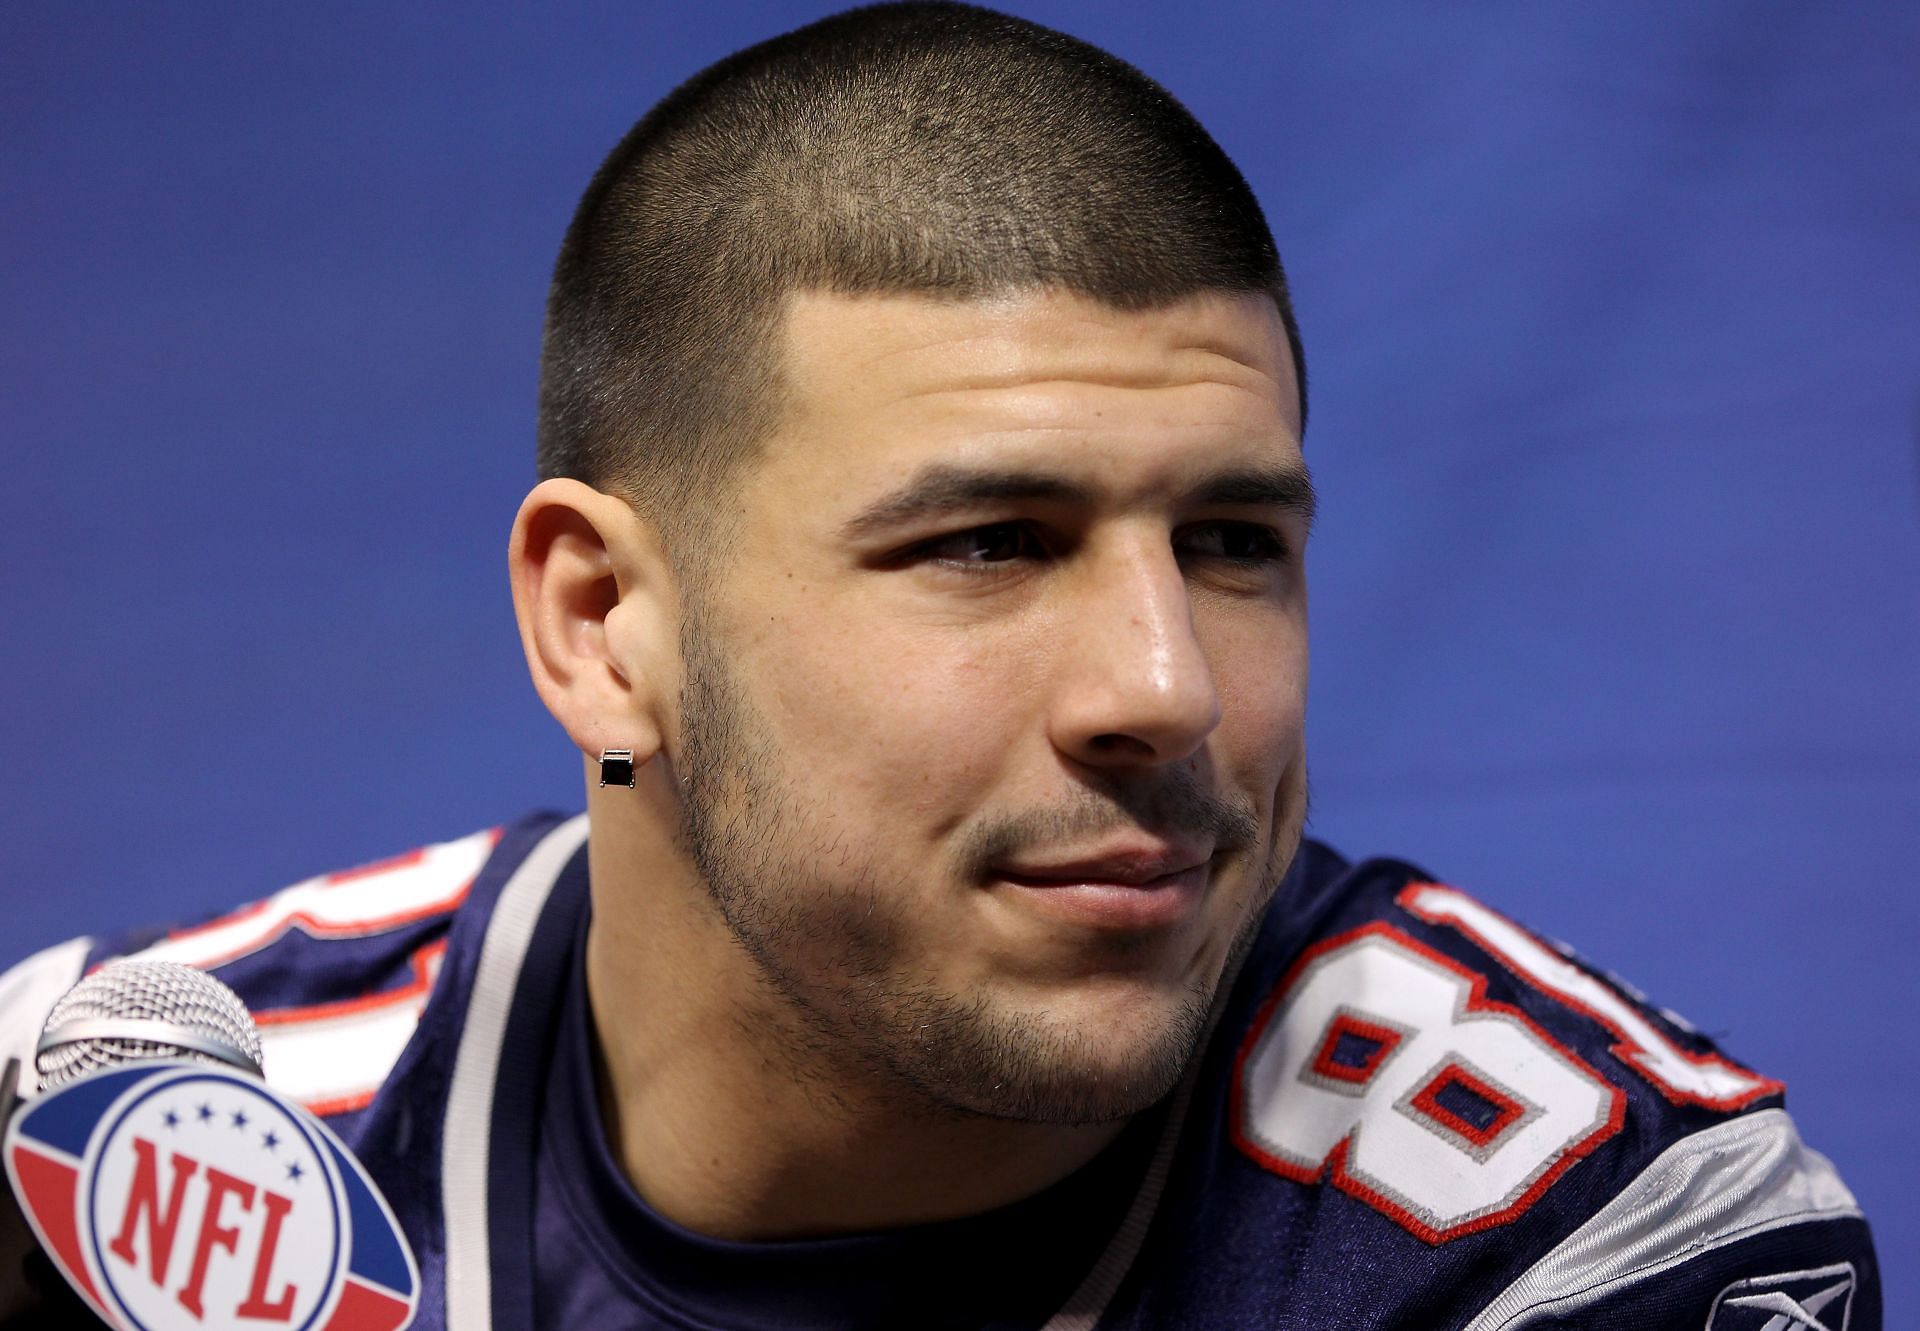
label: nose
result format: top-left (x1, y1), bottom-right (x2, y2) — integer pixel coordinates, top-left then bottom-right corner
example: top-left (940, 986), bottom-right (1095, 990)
top-left (1048, 537), bottom-right (1222, 769)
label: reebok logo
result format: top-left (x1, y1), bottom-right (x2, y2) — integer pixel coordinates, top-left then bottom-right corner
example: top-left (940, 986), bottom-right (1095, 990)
top-left (1708, 1264), bottom-right (1856, 1331)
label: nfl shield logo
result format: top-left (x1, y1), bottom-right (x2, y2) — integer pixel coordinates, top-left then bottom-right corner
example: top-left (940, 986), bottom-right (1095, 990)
top-left (5, 1061), bottom-right (417, 1331)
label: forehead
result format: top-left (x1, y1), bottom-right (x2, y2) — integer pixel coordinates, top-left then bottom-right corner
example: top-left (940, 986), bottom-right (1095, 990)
top-left (757, 287), bottom-right (1302, 507)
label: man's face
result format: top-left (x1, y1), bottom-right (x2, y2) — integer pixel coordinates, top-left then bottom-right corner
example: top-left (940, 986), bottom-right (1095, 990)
top-left (674, 287), bottom-right (1310, 1125)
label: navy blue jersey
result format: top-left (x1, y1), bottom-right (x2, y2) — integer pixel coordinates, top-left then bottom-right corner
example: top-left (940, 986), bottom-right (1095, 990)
top-left (0, 813), bottom-right (1879, 1328)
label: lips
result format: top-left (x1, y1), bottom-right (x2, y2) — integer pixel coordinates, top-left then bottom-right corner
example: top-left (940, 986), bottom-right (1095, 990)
top-left (995, 845), bottom-right (1212, 887)
top-left (989, 845), bottom-right (1213, 930)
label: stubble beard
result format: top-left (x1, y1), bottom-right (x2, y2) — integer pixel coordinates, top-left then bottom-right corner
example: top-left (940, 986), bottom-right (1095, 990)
top-left (675, 623), bottom-right (1300, 1127)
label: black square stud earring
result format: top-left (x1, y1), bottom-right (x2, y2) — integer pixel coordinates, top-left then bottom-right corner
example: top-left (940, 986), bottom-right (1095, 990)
top-left (599, 749), bottom-right (637, 788)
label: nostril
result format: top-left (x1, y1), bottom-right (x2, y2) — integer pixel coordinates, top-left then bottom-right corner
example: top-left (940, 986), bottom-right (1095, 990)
top-left (1089, 732), bottom-right (1159, 759)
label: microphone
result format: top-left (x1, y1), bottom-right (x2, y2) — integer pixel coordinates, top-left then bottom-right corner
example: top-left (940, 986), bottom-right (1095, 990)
top-left (3, 961), bottom-right (419, 1331)
top-left (4, 961), bottom-right (268, 1328)
top-left (35, 960), bottom-right (266, 1094)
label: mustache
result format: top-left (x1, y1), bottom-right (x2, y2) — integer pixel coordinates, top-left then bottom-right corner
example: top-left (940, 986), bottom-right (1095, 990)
top-left (954, 768), bottom-right (1261, 881)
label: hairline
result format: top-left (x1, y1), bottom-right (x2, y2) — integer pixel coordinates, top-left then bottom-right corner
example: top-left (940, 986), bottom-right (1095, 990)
top-left (647, 278), bottom-right (1303, 603)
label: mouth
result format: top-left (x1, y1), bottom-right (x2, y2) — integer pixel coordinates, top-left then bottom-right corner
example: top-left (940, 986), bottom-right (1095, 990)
top-left (989, 846), bottom-right (1213, 931)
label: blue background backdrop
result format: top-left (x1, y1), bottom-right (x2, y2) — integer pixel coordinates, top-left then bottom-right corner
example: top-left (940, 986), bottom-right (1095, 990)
top-left (4, 1), bottom-right (1915, 1304)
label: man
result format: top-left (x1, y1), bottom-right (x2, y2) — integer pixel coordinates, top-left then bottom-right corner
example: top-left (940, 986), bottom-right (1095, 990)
top-left (0, 4), bottom-right (1880, 1327)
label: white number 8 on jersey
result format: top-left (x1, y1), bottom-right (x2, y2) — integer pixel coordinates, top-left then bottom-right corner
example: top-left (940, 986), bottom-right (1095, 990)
top-left (1232, 923), bottom-right (1624, 1243)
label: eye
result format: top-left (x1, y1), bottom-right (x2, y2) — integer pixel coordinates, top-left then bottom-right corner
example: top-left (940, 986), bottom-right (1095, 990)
top-left (915, 521), bottom-right (1046, 571)
top-left (1178, 521), bottom-right (1291, 565)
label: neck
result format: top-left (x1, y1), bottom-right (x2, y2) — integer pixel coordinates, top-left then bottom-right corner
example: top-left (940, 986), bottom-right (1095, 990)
top-left (582, 789), bottom-right (1128, 1242)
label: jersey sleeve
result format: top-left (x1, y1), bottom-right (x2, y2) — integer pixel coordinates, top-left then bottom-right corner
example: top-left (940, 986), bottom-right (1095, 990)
top-left (0, 939), bottom-right (91, 1099)
top-left (1460, 1109), bottom-right (1878, 1328)
top-left (0, 825), bottom-right (505, 1124)
top-left (1203, 852), bottom-right (1883, 1331)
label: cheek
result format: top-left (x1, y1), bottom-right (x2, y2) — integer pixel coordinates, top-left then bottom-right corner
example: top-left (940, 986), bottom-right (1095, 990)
top-left (1210, 618), bottom-right (1308, 778)
top-left (752, 612), bottom-right (1035, 831)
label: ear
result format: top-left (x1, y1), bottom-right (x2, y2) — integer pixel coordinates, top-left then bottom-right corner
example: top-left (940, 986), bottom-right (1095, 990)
top-left (508, 478), bottom-right (678, 768)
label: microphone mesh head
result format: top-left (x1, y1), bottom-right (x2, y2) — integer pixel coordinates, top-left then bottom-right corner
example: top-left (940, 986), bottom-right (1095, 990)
top-left (35, 959), bottom-right (264, 1093)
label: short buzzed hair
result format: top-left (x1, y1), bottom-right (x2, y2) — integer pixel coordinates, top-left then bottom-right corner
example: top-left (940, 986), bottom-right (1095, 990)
top-left (537, 1), bottom-right (1305, 550)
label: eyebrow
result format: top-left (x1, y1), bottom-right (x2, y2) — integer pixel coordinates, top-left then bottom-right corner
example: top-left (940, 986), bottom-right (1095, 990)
top-left (838, 459), bottom-right (1317, 540)
top-left (1193, 463), bottom-right (1318, 531)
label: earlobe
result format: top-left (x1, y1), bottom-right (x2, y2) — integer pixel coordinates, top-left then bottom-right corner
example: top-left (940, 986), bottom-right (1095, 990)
top-left (508, 478), bottom-right (677, 768)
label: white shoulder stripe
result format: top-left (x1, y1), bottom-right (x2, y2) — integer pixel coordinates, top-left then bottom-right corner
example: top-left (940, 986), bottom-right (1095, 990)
top-left (128, 827), bottom-right (499, 972)
top-left (1460, 1108), bottom-right (1862, 1330)
top-left (255, 941), bottom-right (449, 1117)
top-left (0, 937), bottom-right (91, 1096)
top-left (441, 813), bottom-right (589, 1331)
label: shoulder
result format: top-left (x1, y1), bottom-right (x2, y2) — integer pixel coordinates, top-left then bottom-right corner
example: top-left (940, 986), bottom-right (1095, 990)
top-left (0, 938), bottom-right (93, 1102)
top-left (1233, 851), bottom-right (1786, 1176)
top-left (0, 814), bottom-right (565, 1121)
top-left (1121, 842), bottom-right (1880, 1329)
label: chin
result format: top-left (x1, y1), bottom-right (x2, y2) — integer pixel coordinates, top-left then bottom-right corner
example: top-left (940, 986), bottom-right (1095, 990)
top-left (902, 980), bottom-right (1216, 1127)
